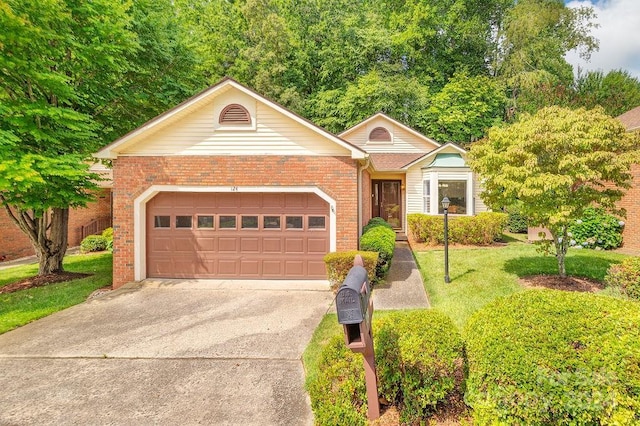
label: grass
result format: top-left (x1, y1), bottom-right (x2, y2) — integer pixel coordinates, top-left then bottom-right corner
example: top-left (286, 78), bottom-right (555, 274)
top-left (416, 240), bottom-right (629, 329)
top-left (0, 252), bottom-right (112, 334)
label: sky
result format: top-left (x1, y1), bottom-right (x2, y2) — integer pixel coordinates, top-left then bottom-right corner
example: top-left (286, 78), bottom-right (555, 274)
top-left (565, 0), bottom-right (640, 79)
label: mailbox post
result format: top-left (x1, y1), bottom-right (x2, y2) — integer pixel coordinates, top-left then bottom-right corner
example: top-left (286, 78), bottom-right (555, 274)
top-left (335, 256), bottom-right (380, 420)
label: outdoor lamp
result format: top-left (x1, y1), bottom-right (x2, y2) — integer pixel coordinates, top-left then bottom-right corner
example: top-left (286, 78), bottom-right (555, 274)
top-left (442, 197), bottom-right (451, 283)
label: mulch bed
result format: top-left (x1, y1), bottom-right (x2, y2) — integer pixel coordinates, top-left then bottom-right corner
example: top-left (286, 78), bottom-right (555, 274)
top-left (519, 274), bottom-right (604, 292)
top-left (0, 272), bottom-right (91, 294)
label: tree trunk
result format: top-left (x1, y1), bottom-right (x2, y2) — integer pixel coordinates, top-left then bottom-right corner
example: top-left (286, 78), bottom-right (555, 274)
top-left (553, 225), bottom-right (568, 278)
top-left (3, 203), bottom-right (69, 276)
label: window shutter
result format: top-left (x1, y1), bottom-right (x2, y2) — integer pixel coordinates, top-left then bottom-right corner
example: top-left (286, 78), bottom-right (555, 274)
top-left (369, 127), bottom-right (391, 142)
top-left (219, 104), bottom-right (251, 124)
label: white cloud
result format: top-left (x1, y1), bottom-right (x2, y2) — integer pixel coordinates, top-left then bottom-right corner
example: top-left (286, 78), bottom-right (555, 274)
top-left (565, 0), bottom-right (640, 79)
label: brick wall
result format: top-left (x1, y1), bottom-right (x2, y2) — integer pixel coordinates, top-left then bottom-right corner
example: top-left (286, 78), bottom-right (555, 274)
top-left (111, 155), bottom-right (360, 288)
top-left (619, 164), bottom-right (640, 250)
top-left (0, 188), bottom-right (112, 261)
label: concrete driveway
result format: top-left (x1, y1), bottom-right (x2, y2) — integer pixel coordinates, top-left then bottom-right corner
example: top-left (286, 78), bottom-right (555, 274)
top-left (0, 279), bottom-right (334, 425)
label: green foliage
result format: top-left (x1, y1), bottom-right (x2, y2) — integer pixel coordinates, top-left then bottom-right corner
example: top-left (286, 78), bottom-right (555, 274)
top-left (101, 227), bottom-right (114, 240)
top-left (469, 106), bottom-right (637, 276)
top-left (465, 290), bottom-right (640, 425)
top-left (505, 204), bottom-right (528, 233)
top-left (374, 310), bottom-right (464, 424)
top-left (80, 235), bottom-right (108, 253)
top-left (359, 224), bottom-right (396, 278)
top-left (568, 208), bottom-right (624, 250)
top-left (605, 257), bottom-right (640, 300)
top-left (407, 212), bottom-right (507, 245)
top-left (306, 335), bottom-right (367, 426)
top-left (323, 251), bottom-right (379, 291)
top-left (362, 217), bottom-right (393, 234)
top-left (572, 69), bottom-right (640, 117)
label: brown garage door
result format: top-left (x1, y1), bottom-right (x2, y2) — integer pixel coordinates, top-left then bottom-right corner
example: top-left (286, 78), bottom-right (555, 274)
top-left (146, 192), bottom-right (329, 279)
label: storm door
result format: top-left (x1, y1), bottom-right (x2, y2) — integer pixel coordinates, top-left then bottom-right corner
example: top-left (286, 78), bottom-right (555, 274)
top-left (372, 180), bottom-right (402, 228)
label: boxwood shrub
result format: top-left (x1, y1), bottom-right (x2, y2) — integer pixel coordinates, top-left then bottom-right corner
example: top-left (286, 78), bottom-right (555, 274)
top-left (359, 225), bottom-right (396, 278)
top-left (307, 334), bottom-right (367, 426)
top-left (375, 310), bottom-right (465, 424)
top-left (407, 212), bottom-right (507, 245)
top-left (80, 235), bottom-right (108, 253)
top-left (465, 290), bottom-right (640, 425)
top-left (605, 256), bottom-right (640, 300)
top-left (362, 217), bottom-right (393, 234)
top-left (323, 251), bottom-right (379, 291)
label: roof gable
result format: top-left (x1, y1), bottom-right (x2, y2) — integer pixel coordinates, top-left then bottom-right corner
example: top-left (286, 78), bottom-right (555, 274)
top-left (617, 105), bottom-right (640, 132)
top-left (339, 113), bottom-right (440, 154)
top-left (95, 78), bottom-right (366, 159)
top-left (403, 142), bottom-right (469, 170)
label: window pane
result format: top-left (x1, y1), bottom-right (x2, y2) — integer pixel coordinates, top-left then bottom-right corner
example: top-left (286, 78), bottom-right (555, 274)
top-left (286, 216), bottom-right (303, 229)
top-left (197, 215), bottom-right (214, 229)
top-left (423, 180), bottom-right (430, 213)
top-left (154, 216), bottom-right (170, 228)
top-left (219, 215), bottom-right (236, 229)
top-left (241, 216), bottom-right (258, 229)
top-left (176, 215), bottom-right (192, 228)
top-left (308, 216), bottom-right (325, 229)
top-left (438, 180), bottom-right (467, 214)
top-left (264, 216), bottom-right (281, 229)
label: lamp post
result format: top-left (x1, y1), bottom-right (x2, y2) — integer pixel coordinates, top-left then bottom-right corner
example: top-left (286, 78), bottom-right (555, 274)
top-left (442, 197), bottom-right (451, 283)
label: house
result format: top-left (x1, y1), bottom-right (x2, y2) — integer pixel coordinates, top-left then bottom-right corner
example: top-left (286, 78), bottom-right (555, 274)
top-left (616, 106), bottom-right (640, 251)
top-left (94, 78), bottom-right (486, 288)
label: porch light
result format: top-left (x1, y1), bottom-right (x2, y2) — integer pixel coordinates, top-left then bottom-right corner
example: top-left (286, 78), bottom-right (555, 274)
top-left (442, 197), bottom-right (451, 283)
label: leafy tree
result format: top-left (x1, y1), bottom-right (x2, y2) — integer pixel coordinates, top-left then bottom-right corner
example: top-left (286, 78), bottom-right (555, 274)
top-left (468, 106), bottom-right (638, 277)
top-left (421, 72), bottom-right (506, 144)
top-left (572, 69), bottom-right (640, 117)
top-left (0, 0), bottom-right (136, 275)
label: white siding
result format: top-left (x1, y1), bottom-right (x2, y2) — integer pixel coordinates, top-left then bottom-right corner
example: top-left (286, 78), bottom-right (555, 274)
top-left (120, 90), bottom-right (351, 157)
top-left (474, 173), bottom-right (489, 213)
top-left (405, 167), bottom-right (425, 214)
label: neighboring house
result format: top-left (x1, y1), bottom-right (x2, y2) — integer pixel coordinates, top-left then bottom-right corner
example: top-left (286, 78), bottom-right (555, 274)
top-left (0, 164), bottom-right (112, 262)
top-left (616, 106), bottom-right (640, 251)
top-left (94, 78), bottom-right (486, 288)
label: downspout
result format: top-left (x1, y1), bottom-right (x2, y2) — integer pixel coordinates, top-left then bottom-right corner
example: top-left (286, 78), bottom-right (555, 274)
top-left (357, 156), bottom-right (371, 249)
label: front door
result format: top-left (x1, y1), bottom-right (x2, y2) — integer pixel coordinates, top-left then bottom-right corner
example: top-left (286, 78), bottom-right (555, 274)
top-left (372, 180), bottom-right (402, 229)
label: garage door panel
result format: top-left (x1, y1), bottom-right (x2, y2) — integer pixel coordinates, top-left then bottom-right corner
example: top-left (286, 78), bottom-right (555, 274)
top-left (285, 238), bottom-right (304, 253)
top-left (218, 238), bottom-right (238, 253)
top-left (147, 192), bottom-right (330, 279)
top-left (307, 238), bottom-right (328, 253)
top-left (262, 238), bottom-right (282, 253)
top-left (240, 238), bottom-right (260, 252)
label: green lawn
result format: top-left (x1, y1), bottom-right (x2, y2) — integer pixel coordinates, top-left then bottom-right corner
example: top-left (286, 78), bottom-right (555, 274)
top-left (416, 240), bottom-right (629, 328)
top-left (0, 252), bottom-right (112, 334)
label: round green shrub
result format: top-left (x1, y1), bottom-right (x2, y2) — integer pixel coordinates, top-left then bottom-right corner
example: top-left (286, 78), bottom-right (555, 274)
top-left (505, 205), bottom-right (528, 233)
top-left (307, 335), bottom-right (367, 426)
top-left (323, 250), bottom-right (379, 291)
top-left (465, 290), bottom-right (640, 425)
top-left (360, 225), bottom-right (396, 277)
top-left (362, 217), bottom-right (393, 234)
top-left (568, 208), bottom-right (624, 250)
top-left (101, 227), bottom-right (113, 241)
top-left (375, 310), bottom-right (465, 424)
top-left (605, 257), bottom-right (640, 300)
top-left (80, 235), bottom-right (108, 253)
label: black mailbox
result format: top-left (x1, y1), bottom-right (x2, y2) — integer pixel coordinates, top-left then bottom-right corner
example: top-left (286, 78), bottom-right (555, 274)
top-left (336, 265), bottom-right (370, 325)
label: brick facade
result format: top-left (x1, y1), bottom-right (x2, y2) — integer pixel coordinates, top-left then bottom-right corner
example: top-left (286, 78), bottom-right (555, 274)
top-left (111, 155), bottom-right (360, 288)
top-left (0, 188), bottom-right (111, 261)
top-left (619, 164), bottom-right (640, 250)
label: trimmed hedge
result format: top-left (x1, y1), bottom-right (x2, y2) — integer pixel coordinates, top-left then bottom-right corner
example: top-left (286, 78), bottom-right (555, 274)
top-left (375, 310), bottom-right (465, 424)
top-left (408, 212), bottom-right (507, 245)
top-left (80, 235), bottom-right (108, 253)
top-left (605, 256), bottom-right (640, 300)
top-left (362, 217), bottom-right (393, 234)
top-left (465, 290), bottom-right (640, 425)
top-left (360, 226), bottom-right (395, 279)
top-left (307, 335), bottom-right (367, 426)
top-left (323, 251), bottom-right (379, 291)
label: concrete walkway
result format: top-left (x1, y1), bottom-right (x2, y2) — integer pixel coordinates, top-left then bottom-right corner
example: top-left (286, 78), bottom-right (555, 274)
top-left (372, 241), bottom-right (430, 310)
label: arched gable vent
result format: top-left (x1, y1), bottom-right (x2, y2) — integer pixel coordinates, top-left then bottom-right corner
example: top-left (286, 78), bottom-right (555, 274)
top-left (369, 126), bottom-right (391, 142)
top-left (219, 103), bottom-right (251, 124)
